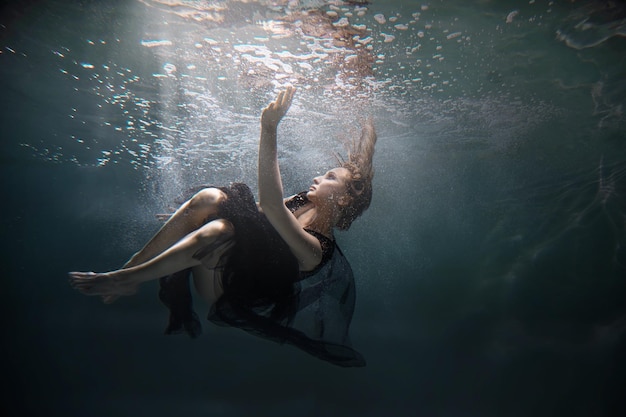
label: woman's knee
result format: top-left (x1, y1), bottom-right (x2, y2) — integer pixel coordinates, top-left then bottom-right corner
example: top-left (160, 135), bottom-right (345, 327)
top-left (191, 220), bottom-right (234, 268)
top-left (188, 187), bottom-right (227, 212)
top-left (194, 219), bottom-right (234, 243)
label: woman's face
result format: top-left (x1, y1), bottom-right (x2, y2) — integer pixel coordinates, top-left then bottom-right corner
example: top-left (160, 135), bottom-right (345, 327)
top-left (307, 167), bottom-right (351, 206)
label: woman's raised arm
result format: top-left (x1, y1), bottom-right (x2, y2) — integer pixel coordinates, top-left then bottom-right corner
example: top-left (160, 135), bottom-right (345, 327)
top-left (257, 87), bottom-right (322, 271)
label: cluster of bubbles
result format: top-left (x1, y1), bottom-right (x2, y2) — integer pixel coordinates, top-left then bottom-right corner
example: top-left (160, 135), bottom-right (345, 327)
top-left (9, 0), bottom-right (625, 176)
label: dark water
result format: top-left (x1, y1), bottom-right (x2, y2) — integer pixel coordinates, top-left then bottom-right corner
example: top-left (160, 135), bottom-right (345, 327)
top-left (2, 0), bottom-right (626, 416)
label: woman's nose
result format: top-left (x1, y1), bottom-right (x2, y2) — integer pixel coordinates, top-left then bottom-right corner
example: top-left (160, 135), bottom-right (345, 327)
top-left (313, 176), bottom-right (320, 184)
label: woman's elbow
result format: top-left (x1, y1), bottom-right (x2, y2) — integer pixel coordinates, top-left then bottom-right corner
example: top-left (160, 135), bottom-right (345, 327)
top-left (258, 198), bottom-right (283, 213)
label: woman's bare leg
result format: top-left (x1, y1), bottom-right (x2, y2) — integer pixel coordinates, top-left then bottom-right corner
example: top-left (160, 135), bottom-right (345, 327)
top-left (70, 219), bottom-right (234, 298)
top-left (124, 188), bottom-right (227, 268)
top-left (191, 265), bottom-right (225, 306)
top-left (100, 187), bottom-right (227, 303)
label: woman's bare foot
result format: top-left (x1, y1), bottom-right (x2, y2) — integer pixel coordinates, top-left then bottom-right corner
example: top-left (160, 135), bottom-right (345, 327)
top-left (69, 271), bottom-right (138, 299)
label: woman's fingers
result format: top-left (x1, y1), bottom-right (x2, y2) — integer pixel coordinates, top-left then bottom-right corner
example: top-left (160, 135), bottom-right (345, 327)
top-left (281, 86), bottom-right (295, 108)
top-left (261, 87), bottom-right (296, 128)
top-left (278, 87), bottom-right (294, 115)
top-left (276, 90), bottom-right (285, 106)
top-left (274, 86), bottom-right (294, 108)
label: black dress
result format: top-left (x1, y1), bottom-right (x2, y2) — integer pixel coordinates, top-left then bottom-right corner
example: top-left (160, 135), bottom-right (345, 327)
top-left (158, 183), bottom-right (365, 367)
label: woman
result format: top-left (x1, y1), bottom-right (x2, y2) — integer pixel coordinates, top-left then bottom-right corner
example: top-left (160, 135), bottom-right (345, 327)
top-left (70, 87), bottom-right (376, 367)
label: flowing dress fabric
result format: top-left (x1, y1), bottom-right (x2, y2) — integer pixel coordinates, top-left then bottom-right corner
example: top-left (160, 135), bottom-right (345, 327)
top-left (159, 184), bottom-right (366, 367)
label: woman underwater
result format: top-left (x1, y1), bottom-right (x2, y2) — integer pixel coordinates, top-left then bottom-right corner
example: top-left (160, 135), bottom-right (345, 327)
top-left (69, 87), bottom-right (377, 367)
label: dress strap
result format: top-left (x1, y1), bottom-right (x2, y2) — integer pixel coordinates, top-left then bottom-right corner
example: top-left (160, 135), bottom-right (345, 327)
top-left (285, 191), bottom-right (310, 213)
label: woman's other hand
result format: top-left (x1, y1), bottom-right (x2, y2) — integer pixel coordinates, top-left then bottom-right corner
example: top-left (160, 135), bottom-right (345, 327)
top-left (261, 86), bottom-right (296, 130)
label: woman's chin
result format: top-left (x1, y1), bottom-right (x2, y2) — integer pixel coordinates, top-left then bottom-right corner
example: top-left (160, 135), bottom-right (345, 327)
top-left (306, 191), bottom-right (318, 203)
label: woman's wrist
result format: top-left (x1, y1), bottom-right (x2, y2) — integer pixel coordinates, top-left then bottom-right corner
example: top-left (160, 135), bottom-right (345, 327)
top-left (261, 122), bottom-right (278, 133)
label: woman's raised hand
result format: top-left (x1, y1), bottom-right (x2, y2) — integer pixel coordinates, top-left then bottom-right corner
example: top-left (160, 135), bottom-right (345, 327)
top-left (261, 86), bottom-right (296, 130)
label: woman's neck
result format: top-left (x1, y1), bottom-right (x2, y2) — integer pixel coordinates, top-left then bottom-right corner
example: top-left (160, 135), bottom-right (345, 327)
top-left (296, 205), bottom-right (335, 239)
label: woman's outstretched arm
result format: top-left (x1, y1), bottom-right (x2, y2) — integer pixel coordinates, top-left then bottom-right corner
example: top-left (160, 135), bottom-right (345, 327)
top-left (257, 87), bottom-right (322, 271)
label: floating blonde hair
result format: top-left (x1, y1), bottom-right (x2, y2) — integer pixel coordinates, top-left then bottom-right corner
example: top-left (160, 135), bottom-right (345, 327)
top-left (336, 119), bottom-right (377, 230)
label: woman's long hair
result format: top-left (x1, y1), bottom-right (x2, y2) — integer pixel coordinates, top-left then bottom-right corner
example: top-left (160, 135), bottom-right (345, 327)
top-left (336, 119), bottom-right (377, 230)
